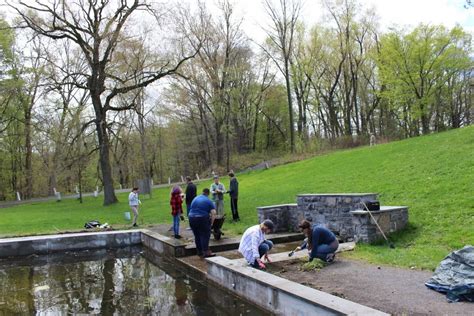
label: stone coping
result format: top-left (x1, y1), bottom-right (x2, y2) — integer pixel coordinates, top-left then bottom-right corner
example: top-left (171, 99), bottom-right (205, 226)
top-left (256, 203), bottom-right (297, 209)
top-left (297, 193), bottom-right (377, 197)
top-left (206, 256), bottom-right (388, 316)
top-left (0, 229), bottom-right (140, 244)
top-left (350, 206), bottom-right (408, 215)
top-left (0, 230), bottom-right (142, 258)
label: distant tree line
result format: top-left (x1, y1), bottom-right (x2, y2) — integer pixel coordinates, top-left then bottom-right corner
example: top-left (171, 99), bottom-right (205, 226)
top-left (0, 0), bottom-right (471, 203)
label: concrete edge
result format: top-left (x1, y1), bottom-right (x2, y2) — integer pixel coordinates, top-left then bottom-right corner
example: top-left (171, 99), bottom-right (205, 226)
top-left (0, 230), bottom-right (142, 258)
top-left (297, 193), bottom-right (378, 197)
top-left (350, 206), bottom-right (408, 215)
top-left (256, 203), bottom-right (297, 210)
top-left (140, 229), bottom-right (188, 257)
top-left (206, 256), bottom-right (389, 316)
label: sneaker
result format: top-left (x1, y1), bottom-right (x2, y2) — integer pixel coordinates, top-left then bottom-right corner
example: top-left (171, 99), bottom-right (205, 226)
top-left (174, 234), bottom-right (183, 239)
top-left (185, 227), bottom-right (192, 230)
top-left (132, 223), bottom-right (138, 227)
top-left (203, 253), bottom-right (216, 258)
top-left (326, 253), bottom-right (335, 263)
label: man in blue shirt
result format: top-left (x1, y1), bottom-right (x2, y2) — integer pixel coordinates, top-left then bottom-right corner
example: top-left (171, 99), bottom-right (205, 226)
top-left (188, 188), bottom-right (217, 258)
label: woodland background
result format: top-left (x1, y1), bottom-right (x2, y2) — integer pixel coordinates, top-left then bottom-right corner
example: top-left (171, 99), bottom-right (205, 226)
top-left (0, 0), bottom-right (472, 204)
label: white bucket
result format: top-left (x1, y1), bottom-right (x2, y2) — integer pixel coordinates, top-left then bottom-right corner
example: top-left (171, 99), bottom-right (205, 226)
top-left (124, 212), bottom-right (131, 221)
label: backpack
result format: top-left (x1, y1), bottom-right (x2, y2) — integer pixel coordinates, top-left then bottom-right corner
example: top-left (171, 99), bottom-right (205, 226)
top-left (84, 220), bottom-right (101, 229)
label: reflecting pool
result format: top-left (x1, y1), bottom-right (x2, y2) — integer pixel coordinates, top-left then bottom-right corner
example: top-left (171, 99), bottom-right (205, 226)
top-left (0, 247), bottom-right (270, 315)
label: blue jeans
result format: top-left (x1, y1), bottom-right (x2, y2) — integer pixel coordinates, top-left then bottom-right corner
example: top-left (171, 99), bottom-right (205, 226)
top-left (311, 244), bottom-right (338, 261)
top-left (173, 215), bottom-right (180, 236)
top-left (251, 240), bottom-right (273, 268)
top-left (189, 216), bottom-right (211, 255)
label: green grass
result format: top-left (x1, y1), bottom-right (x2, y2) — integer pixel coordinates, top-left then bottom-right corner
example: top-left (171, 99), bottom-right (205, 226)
top-left (1, 126), bottom-right (473, 270)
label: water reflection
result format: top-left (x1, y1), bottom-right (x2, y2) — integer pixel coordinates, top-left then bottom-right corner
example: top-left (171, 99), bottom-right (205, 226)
top-left (0, 247), bottom-right (269, 315)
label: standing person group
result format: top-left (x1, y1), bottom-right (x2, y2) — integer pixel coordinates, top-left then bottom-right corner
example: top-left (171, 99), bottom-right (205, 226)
top-left (128, 187), bottom-right (141, 227)
top-left (170, 185), bottom-right (184, 239)
top-left (210, 176), bottom-right (226, 216)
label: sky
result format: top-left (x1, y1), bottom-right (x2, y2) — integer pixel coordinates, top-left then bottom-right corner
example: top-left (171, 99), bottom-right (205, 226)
top-left (228, 0), bottom-right (474, 42)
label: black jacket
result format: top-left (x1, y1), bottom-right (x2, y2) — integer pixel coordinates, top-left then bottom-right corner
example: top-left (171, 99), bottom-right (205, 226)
top-left (228, 177), bottom-right (238, 198)
top-left (185, 182), bottom-right (197, 205)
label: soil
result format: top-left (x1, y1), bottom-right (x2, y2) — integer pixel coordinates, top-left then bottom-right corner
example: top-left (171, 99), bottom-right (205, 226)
top-left (267, 256), bottom-right (473, 316)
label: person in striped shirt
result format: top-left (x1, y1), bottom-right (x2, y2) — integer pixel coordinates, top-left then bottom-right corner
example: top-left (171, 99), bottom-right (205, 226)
top-left (238, 219), bottom-right (275, 269)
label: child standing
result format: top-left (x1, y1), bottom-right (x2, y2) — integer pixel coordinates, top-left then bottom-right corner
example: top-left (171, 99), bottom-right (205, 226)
top-left (170, 185), bottom-right (184, 239)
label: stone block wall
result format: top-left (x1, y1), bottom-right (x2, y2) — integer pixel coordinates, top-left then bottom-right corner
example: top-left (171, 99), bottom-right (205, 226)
top-left (257, 204), bottom-right (297, 233)
top-left (296, 194), bottom-right (378, 241)
top-left (351, 207), bottom-right (409, 243)
top-left (256, 194), bottom-right (409, 243)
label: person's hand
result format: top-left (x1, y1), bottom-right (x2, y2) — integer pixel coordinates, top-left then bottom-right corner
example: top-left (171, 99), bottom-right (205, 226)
top-left (180, 215), bottom-right (185, 221)
top-left (264, 254), bottom-right (272, 263)
top-left (257, 259), bottom-right (266, 269)
top-left (138, 200), bottom-right (142, 205)
top-left (296, 246), bottom-right (301, 251)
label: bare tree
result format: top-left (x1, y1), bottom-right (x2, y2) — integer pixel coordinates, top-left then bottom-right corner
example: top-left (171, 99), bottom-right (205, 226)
top-left (262, 0), bottom-right (302, 153)
top-left (9, 0), bottom-right (199, 204)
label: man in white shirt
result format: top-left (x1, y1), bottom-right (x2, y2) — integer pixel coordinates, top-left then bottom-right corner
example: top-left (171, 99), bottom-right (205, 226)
top-left (238, 219), bottom-right (274, 269)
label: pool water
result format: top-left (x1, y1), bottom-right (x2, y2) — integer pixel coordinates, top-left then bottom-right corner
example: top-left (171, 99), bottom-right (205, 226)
top-left (0, 247), bottom-right (270, 315)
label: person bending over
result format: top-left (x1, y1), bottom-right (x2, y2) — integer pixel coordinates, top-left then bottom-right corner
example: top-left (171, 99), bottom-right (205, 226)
top-left (238, 219), bottom-right (275, 269)
top-left (298, 220), bottom-right (339, 262)
top-left (188, 188), bottom-right (216, 258)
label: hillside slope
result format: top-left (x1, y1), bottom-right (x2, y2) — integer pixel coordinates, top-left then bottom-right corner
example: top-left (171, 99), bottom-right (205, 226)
top-left (1, 126), bottom-right (473, 269)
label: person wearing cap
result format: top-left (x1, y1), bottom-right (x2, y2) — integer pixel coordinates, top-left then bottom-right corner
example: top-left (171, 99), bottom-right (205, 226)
top-left (210, 175), bottom-right (226, 216)
top-left (238, 219), bottom-right (275, 269)
top-left (298, 219), bottom-right (339, 263)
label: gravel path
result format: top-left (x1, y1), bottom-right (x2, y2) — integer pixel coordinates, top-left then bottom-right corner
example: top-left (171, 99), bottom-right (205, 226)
top-left (269, 257), bottom-right (473, 315)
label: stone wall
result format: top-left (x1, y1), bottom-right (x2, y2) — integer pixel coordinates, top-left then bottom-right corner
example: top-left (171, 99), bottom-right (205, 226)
top-left (257, 204), bottom-right (297, 233)
top-left (296, 194), bottom-right (378, 241)
top-left (256, 193), bottom-right (409, 243)
top-left (351, 207), bottom-right (409, 243)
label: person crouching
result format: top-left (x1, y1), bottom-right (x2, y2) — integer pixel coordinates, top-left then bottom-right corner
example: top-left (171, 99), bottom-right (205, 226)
top-left (238, 219), bottom-right (275, 269)
top-left (298, 219), bottom-right (339, 262)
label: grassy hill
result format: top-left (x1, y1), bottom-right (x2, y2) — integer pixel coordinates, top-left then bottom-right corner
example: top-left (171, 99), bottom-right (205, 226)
top-left (1, 126), bottom-right (473, 270)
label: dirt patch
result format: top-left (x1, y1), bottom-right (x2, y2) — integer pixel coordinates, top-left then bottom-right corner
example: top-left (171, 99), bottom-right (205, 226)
top-left (267, 256), bottom-right (472, 315)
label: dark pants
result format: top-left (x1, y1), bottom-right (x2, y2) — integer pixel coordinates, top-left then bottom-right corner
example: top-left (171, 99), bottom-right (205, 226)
top-left (230, 197), bottom-right (239, 220)
top-left (189, 216), bottom-right (211, 256)
top-left (186, 203), bottom-right (191, 217)
top-left (251, 240), bottom-right (273, 268)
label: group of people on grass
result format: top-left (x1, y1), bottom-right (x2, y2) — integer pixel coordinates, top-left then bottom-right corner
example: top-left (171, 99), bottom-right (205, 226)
top-left (129, 173), bottom-right (338, 267)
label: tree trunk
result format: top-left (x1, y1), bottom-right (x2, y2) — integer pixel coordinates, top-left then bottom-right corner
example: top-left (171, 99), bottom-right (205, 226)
top-left (284, 62), bottom-right (295, 152)
top-left (94, 103), bottom-right (117, 205)
top-left (24, 110), bottom-right (33, 199)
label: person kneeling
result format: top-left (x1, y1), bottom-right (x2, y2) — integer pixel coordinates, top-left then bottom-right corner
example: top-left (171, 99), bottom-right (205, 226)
top-left (238, 219), bottom-right (275, 269)
top-left (298, 220), bottom-right (339, 263)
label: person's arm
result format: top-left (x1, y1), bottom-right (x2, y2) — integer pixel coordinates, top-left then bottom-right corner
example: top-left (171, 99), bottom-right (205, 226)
top-left (299, 238), bottom-right (308, 250)
top-left (220, 184), bottom-right (226, 194)
top-left (210, 209), bottom-right (216, 226)
top-left (228, 179), bottom-right (235, 195)
top-left (210, 184), bottom-right (216, 194)
top-left (309, 228), bottom-right (320, 261)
